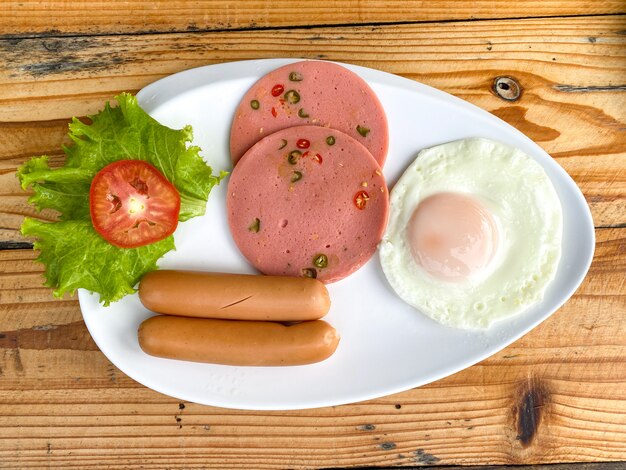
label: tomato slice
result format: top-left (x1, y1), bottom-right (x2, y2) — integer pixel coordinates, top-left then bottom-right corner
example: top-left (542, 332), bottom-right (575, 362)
top-left (89, 160), bottom-right (180, 248)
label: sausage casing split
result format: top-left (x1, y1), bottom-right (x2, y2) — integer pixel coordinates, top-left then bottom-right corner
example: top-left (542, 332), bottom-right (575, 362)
top-left (139, 270), bottom-right (331, 321)
top-left (138, 316), bottom-right (340, 366)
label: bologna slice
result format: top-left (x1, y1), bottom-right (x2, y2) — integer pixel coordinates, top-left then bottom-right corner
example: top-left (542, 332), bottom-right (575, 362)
top-left (230, 60), bottom-right (389, 166)
top-left (227, 125), bottom-right (389, 283)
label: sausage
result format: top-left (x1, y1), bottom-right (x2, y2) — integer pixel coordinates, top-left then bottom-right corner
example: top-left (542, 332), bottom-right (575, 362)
top-left (137, 315), bottom-right (340, 366)
top-left (138, 270), bottom-right (331, 321)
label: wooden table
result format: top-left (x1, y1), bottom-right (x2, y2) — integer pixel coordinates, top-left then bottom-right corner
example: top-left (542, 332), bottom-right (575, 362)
top-left (1, 2), bottom-right (624, 469)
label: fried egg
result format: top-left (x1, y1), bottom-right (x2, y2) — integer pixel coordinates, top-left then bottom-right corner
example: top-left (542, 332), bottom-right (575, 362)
top-left (379, 138), bottom-right (563, 329)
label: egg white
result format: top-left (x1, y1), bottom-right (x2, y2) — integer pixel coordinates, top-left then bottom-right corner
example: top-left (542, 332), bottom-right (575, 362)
top-left (379, 138), bottom-right (563, 329)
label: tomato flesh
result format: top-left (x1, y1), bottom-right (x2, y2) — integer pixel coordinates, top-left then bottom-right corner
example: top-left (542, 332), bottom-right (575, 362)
top-left (90, 160), bottom-right (180, 248)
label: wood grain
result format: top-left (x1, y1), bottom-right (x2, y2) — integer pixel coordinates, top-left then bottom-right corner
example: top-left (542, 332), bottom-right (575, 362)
top-left (2, 1), bottom-right (625, 37)
top-left (1, 15), bottom-right (625, 243)
top-left (0, 228), bottom-right (624, 468)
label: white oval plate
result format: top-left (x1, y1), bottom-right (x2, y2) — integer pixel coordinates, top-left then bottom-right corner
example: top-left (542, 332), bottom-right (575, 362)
top-left (78, 59), bottom-right (595, 410)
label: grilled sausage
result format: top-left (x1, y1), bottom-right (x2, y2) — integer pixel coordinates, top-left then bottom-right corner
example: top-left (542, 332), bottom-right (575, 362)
top-left (138, 315), bottom-right (340, 366)
top-left (138, 270), bottom-right (331, 321)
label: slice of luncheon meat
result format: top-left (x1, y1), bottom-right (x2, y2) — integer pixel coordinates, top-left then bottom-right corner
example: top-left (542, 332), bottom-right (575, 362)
top-left (227, 125), bottom-right (389, 283)
top-left (230, 60), bottom-right (389, 167)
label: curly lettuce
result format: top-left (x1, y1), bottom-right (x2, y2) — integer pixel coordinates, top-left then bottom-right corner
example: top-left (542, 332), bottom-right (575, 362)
top-left (18, 93), bottom-right (226, 305)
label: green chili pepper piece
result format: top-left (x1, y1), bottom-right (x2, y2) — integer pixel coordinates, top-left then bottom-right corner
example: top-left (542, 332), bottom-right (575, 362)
top-left (291, 171), bottom-right (303, 183)
top-left (289, 71), bottom-right (303, 81)
top-left (326, 136), bottom-right (336, 145)
top-left (301, 268), bottom-right (317, 279)
top-left (287, 150), bottom-right (301, 164)
top-left (278, 139), bottom-right (288, 149)
top-left (284, 90), bottom-right (300, 104)
top-left (248, 218), bottom-right (260, 233)
top-left (313, 254), bottom-right (328, 269)
top-left (356, 125), bottom-right (370, 137)
top-left (298, 108), bottom-right (309, 118)
top-left (250, 100), bottom-right (260, 110)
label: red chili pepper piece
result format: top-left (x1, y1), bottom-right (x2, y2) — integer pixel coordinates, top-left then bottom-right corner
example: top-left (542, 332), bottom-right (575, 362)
top-left (296, 139), bottom-right (310, 149)
top-left (313, 153), bottom-right (323, 164)
top-left (271, 84), bottom-right (285, 97)
top-left (271, 107), bottom-right (278, 117)
top-left (353, 190), bottom-right (369, 210)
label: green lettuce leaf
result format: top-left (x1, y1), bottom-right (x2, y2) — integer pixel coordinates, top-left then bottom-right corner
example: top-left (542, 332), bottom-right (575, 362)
top-left (22, 219), bottom-right (175, 306)
top-left (18, 93), bottom-right (225, 305)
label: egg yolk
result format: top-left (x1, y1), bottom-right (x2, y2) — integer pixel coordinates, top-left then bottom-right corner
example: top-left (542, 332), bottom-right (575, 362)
top-left (407, 192), bottom-right (498, 281)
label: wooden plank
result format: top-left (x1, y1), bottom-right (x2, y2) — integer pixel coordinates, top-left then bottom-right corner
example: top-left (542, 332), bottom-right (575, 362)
top-left (2, 1), bottom-right (625, 38)
top-left (0, 228), bottom-right (624, 468)
top-left (0, 15), bottom-right (624, 243)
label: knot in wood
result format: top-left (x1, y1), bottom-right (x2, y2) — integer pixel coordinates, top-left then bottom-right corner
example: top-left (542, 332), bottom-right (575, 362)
top-left (493, 76), bottom-right (521, 101)
top-left (514, 378), bottom-right (549, 448)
